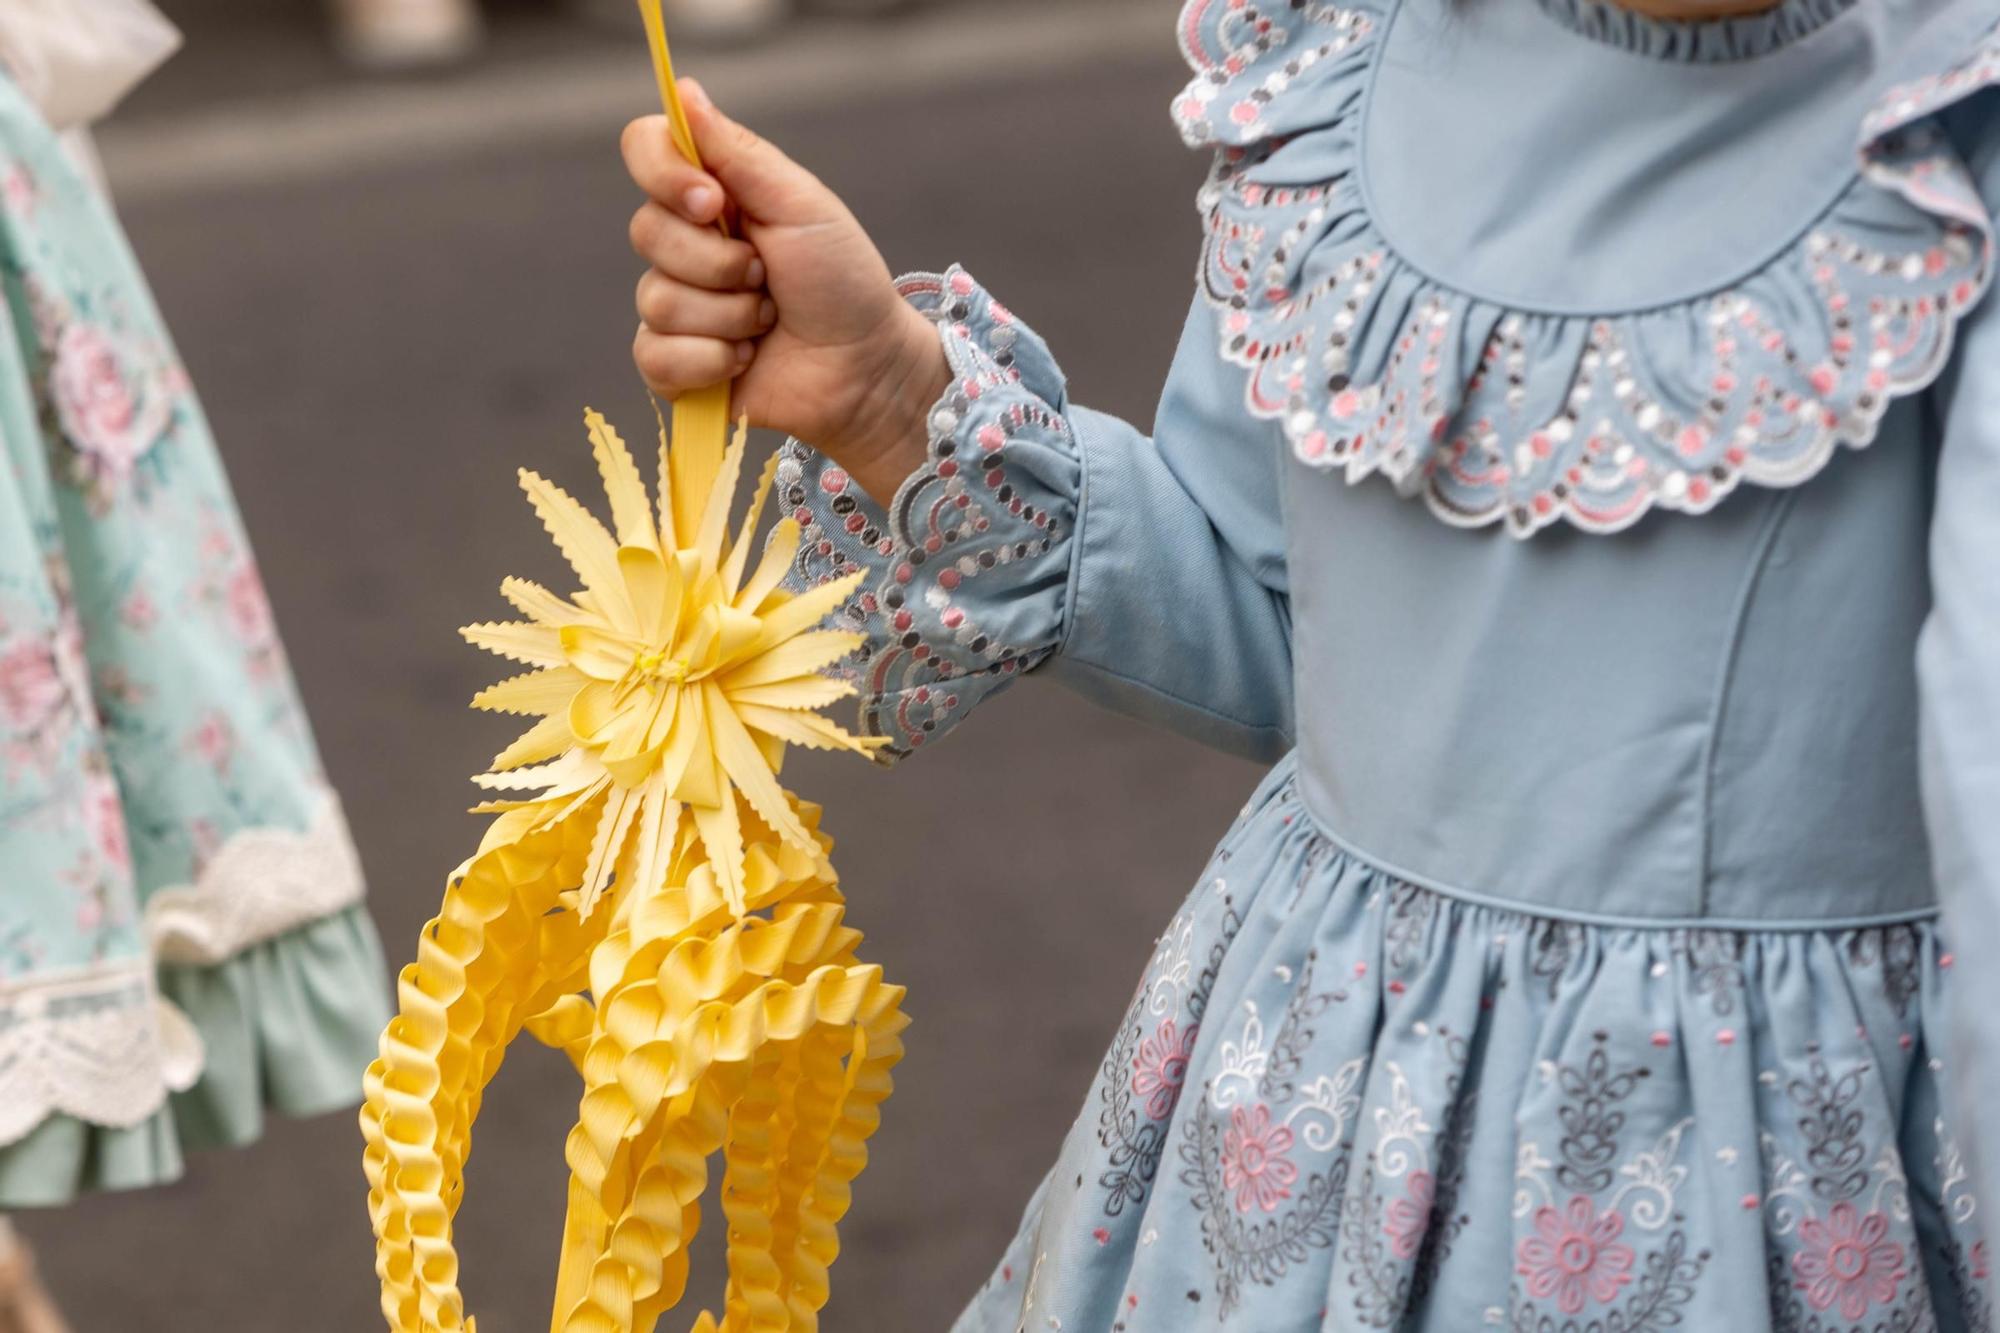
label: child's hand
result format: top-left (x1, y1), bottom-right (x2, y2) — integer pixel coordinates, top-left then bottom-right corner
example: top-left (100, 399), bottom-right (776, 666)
top-left (622, 81), bottom-right (947, 503)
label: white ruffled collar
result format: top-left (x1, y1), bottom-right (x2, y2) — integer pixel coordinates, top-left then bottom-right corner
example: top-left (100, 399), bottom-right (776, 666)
top-left (1174, 0), bottom-right (2000, 536)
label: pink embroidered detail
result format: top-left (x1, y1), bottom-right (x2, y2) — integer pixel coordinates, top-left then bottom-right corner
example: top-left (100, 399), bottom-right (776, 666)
top-left (1516, 1196), bottom-right (1637, 1314)
top-left (1131, 1017), bottom-right (1198, 1121)
top-left (1792, 1202), bottom-right (1907, 1320)
top-left (1220, 1102), bottom-right (1298, 1214)
top-left (1175, 1), bottom-right (1375, 149)
top-left (1176, 0), bottom-right (2000, 537)
top-left (775, 268), bottom-right (1068, 754)
top-left (1382, 1169), bottom-right (1435, 1260)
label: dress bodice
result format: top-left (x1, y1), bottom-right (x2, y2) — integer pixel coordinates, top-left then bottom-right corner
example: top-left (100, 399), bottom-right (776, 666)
top-left (1288, 398), bottom-right (1936, 924)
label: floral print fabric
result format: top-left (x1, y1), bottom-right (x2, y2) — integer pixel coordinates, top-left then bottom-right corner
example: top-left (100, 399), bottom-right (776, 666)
top-left (0, 71), bottom-right (381, 1190)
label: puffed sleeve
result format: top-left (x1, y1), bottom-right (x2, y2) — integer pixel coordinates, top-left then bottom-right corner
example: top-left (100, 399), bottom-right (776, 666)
top-left (1919, 95), bottom-right (2000, 1231)
top-left (0, 0), bottom-right (179, 131)
top-left (778, 266), bottom-right (1293, 761)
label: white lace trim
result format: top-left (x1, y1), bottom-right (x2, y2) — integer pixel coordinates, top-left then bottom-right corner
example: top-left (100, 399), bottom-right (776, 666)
top-left (143, 789), bottom-right (366, 967)
top-left (0, 959), bottom-right (200, 1140)
top-left (0, 793), bottom-right (368, 1141)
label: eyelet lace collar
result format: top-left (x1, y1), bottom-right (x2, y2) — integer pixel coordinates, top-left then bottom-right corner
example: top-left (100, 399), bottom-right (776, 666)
top-left (1173, 0), bottom-right (2000, 537)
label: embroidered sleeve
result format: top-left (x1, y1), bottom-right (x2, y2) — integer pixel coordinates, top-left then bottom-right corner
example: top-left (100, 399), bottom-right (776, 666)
top-left (778, 267), bottom-right (1077, 757)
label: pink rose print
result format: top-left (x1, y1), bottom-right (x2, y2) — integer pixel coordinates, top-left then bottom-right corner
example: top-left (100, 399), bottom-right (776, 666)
top-left (81, 769), bottom-right (129, 875)
top-left (1220, 1102), bottom-right (1298, 1214)
top-left (189, 817), bottom-right (224, 875)
top-left (1516, 1196), bottom-right (1636, 1315)
top-left (1131, 1018), bottom-right (1197, 1121)
top-left (0, 637), bottom-right (63, 732)
top-left (120, 588), bottom-right (159, 632)
top-left (188, 711), bottom-right (235, 774)
top-left (1383, 1169), bottom-right (1436, 1260)
top-left (1793, 1202), bottom-right (1906, 1319)
top-left (1, 162), bottom-right (36, 219)
top-left (50, 322), bottom-right (170, 481)
top-left (225, 565), bottom-right (274, 647)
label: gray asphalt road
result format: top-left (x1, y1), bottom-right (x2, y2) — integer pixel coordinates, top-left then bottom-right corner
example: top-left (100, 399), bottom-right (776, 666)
top-left (15, 9), bottom-right (1271, 1333)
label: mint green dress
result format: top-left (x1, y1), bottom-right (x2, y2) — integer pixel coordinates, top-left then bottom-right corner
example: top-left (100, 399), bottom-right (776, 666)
top-left (0, 72), bottom-right (387, 1205)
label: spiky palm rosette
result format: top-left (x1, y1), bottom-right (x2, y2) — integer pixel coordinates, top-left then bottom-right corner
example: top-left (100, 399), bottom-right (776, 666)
top-left (359, 404), bottom-right (904, 1333)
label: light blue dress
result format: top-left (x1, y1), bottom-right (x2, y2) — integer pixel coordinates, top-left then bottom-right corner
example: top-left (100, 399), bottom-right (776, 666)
top-left (0, 71), bottom-right (387, 1204)
top-left (780, 0), bottom-right (2000, 1326)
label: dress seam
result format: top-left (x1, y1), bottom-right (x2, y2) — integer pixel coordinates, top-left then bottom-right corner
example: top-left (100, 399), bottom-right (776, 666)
top-left (1695, 489), bottom-right (1797, 916)
top-left (1288, 769), bottom-right (1941, 933)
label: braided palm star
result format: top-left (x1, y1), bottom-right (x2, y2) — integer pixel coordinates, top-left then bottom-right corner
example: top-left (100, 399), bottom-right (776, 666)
top-left (462, 409), bottom-right (879, 914)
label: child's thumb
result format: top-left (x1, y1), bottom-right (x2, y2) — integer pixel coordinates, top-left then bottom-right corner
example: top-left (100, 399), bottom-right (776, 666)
top-left (683, 82), bottom-right (831, 228)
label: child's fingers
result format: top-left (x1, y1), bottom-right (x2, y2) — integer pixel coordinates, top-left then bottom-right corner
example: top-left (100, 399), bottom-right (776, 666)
top-left (633, 328), bottom-right (753, 399)
top-left (637, 270), bottom-right (775, 341)
top-left (620, 115), bottom-right (726, 225)
top-left (679, 81), bottom-right (838, 229)
top-left (628, 202), bottom-right (765, 291)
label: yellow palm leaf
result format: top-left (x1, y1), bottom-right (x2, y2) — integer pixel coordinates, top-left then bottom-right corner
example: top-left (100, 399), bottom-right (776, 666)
top-left (703, 680), bottom-right (809, 851)
top-left (521, 469), bottom-right (635, 635)
top-left (725, 677), bottom-right (854, 712)
top-left (474, 666), bottom-right (590, 717)
top-left (733, 703), bottom-right (883, 755)
top-left (462, 621), bottom-right (567, 668)
top-left (722, 630), bottom-right (863, 690)
top-left (747, 572), bottom-right (864, 655)
top-left (736, 518), bottom-right (800, 615)
top-left (587, 409), bottom-right (658, 551)
top-left (720, 450), bottom-right (782, 600)
top-left (501, 575), bottom-right (584, 626)
top-left (669, 389), bottom-right (730, 543)
top-left (491, 713), bottom-right (573, 771)
top-left (692, 416), bottom-right (749, 581)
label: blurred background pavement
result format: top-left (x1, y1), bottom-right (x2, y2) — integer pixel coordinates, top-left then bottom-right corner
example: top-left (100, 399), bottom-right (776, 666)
top-left (18, 1), bottom-right (1269, 1328)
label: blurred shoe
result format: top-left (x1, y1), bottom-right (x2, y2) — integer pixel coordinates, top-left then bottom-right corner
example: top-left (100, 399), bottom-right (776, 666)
top-left (0, 1231), bottom-right (69, 1333)
top-left (331, 0), bottom-right (483, 70)
top-left (662, 0), bottom-right (792, 43)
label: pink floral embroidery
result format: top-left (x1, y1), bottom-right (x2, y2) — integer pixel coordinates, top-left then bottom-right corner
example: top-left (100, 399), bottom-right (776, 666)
top-left (1516, 1196), bottom-right (1636, 1314)
top-left (49, 322), bottom-right (170, 480)
top-left (1175, 0), bottom-right (1996, 538)
top-left (1793, 1202), bottom-right (1906, 1319)
top-left (1383, 1169), bottom-right (1435, 1260)
top-left (1131, 1018), bottom-right (1198, 1120)
top-left (1220, 1102), bottom-right (1297, 1214)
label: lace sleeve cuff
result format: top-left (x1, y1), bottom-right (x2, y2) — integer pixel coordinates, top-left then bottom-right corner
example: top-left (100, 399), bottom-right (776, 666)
top-left (777, 266), bottom-right (1079, 757)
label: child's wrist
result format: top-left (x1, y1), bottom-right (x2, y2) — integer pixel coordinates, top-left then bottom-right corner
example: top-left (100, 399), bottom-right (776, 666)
top-left (837, 304), bottom-right (950, 506)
